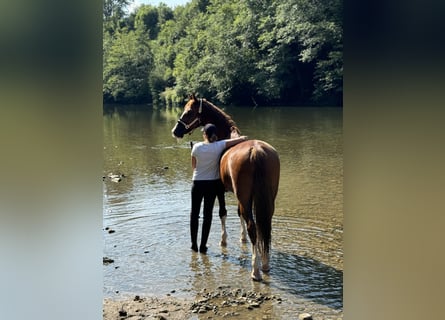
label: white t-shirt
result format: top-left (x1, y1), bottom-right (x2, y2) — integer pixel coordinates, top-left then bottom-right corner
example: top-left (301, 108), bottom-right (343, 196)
top-left (191, 140), bottom-right (227, 180)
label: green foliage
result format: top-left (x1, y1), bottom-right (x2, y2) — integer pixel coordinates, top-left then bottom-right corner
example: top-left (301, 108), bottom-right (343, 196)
top-left (134, 4), bottom-right (173, 39)
top-left (103, 0), bottom-right (131, 32)
top-left (103, 28), bottom-right (153, 103)
top-left (103, 0), bottom-right (343, 106)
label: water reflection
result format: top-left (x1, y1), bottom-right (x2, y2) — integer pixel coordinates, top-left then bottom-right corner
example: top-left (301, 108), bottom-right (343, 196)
top-left (189, 254), bottom-right (217, 291)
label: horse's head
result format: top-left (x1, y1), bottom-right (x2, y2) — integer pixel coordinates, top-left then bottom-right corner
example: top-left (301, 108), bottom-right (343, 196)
top-left (171, 93), bottom-right (203, 138)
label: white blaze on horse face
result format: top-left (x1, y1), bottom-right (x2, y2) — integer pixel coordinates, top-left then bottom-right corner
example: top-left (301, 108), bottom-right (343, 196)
top-left (179, 108), bottom-right (188, 119)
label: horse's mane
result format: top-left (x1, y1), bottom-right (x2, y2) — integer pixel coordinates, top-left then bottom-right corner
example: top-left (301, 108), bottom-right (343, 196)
top-left (202, 99), bottom-right (241, 138)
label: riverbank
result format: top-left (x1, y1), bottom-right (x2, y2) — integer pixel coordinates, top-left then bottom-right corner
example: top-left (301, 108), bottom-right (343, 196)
top-left (103, 286), bottom-right (284, 319)
top-left (103, 295), bottom-right (192, 320)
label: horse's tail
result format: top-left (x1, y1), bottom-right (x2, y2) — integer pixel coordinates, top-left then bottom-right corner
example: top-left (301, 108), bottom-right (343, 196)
top-left (250, 144), bottom-right (276, 256)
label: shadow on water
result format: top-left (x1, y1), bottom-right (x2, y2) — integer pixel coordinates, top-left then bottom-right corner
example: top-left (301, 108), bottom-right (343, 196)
top-left (268, 250), bottom-right (343, 310)
top-left (209, 246), bottom-right (342, 311)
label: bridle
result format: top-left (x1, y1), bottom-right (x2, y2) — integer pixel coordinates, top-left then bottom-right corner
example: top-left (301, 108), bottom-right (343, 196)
top-left (177, 98), bottom-right (203, 130)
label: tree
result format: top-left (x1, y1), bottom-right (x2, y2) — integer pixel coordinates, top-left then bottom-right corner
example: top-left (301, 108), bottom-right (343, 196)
top-left (274, 0), bottom-right (343, 104)
top-left (103, 28), bottom-right (153, 103)
top-left (171, 0), bottom-right (261, 104)
top-left (134, 4), bottom-right (168, 39)
top-left (103, 0), bottom-right (131, 32)
top-left (103, 0), bottom-right (343, 106)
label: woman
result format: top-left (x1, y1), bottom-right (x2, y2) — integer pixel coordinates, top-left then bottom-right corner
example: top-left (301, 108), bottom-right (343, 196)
top-left (190, 123), bottom-right (247, 253)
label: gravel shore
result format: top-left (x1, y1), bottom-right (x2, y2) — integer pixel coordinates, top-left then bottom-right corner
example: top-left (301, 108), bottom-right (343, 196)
top-left (103, 295), bottom-right (193, 320)
top-left (103, 286), bottom-right (283, 319)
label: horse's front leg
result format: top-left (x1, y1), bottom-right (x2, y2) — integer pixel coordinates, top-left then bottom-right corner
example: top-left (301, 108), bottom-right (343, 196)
top-left (220, 215), bottom-right (227, 247)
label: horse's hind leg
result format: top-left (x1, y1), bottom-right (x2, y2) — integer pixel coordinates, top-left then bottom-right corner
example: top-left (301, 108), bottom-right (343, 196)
top-left (260, 243), bottom-right (270, 272)
top-left (251, 242), bottom-right (262, 281)
top-left (239, 202), bottom-right (261, 281)
top-left (246, 219), bottom-right (261, 281)
top-left (237, 204), bottom-right (248, 243)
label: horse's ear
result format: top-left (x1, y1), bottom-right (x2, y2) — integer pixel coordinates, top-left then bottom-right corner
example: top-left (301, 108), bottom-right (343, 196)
top-left (191, 93), bottom-right (197, 101)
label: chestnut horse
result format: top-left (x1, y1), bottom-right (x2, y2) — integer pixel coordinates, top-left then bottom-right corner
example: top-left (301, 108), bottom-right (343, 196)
top-left (171, 95), bottom-right (280, 280)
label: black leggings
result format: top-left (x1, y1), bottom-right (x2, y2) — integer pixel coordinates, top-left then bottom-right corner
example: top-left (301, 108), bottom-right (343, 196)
top-left (190, 180), bottom-right (221, 250)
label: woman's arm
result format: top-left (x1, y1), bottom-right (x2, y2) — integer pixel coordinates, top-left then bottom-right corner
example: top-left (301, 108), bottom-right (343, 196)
top-left (191, 155), bottom-right (197, 170)
top-left (224, 136), bottom-right (248, 148)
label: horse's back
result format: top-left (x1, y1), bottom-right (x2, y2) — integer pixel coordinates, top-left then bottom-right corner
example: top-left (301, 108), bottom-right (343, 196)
top-left (220, 139), bottom-right (280, 198)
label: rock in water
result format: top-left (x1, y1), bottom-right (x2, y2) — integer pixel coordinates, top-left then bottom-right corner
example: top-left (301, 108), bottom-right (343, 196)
top-left (103, 257), bottom-right (114, 265)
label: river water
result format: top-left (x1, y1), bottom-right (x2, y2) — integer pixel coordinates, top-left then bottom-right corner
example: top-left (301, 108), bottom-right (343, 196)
top-left (103, 104), bottom-right (343, 319)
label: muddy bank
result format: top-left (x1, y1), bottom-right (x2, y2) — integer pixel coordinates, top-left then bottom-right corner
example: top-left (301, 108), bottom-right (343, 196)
top-left (103, 286), bottom-right (287, 319)
top-left (103, 295), bottom-right (192, 320)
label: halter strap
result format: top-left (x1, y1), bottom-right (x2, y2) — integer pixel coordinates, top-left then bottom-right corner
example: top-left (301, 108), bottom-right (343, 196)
top-left (178, 98), bottom-right (203, 129)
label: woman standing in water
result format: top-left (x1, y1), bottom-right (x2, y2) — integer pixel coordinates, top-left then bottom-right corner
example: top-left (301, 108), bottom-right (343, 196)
top-left (190, 123), bottom-right (247, 253)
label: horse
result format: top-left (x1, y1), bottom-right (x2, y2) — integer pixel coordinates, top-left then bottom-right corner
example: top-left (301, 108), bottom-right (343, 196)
top-left (171, 94), bottom-right (280, 281)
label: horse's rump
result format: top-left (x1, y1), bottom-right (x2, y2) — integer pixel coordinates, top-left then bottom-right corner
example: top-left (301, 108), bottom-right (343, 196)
top-left (220, 140), bottom-right (279, 192)
top-left (220, 140), bottom-right (280, 255)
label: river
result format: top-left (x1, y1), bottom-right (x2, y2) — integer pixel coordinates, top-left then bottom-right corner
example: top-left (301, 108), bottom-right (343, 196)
top-left (103, 104), bottom-right (343, 319)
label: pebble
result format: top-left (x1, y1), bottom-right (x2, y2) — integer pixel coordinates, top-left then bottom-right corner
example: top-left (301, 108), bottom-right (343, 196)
top-left (106, 173), bottom-right (126, 183)
top-left (298, 313), bottom-right (313, 320)
top-left (189, 287), bottom-right (278, 316)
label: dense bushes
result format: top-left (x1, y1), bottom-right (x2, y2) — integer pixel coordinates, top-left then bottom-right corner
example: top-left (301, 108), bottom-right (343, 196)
top-left (103, 0), bottom-right (342, 106)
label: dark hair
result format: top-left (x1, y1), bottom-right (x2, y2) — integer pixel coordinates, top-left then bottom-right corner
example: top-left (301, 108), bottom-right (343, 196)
top-left (207, 133), bottom-right (218, 142)
top-left (202, 124), bottom-right (218, 142)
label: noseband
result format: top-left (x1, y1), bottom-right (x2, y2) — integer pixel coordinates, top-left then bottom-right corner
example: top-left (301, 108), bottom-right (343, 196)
top-left (177, 98), bottom-right (203, 130)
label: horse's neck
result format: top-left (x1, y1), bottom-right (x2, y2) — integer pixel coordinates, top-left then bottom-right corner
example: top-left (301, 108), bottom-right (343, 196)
top-left (204, 102), bottom-right (239, 140)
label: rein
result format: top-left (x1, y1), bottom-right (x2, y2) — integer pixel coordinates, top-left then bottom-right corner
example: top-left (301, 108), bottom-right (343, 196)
top-left (177, 98), bottom-right (203, 130)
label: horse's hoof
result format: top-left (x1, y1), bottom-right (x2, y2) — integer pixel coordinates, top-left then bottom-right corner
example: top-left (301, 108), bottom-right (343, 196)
top-left (220, 233), bottom-right (227, 247)
top-left (251, 274), bottom-right (262, 281)
top-left (251, 270), bottom-right (262, 281)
